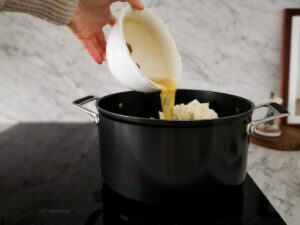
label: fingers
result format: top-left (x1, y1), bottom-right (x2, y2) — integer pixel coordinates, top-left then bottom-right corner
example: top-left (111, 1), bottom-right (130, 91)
top-left (108, 14), bottom-right (117, 26)
top-left (72, 24), bottom-right (108, 64)
top-left (95, 30), bottom-right (107, 60)
top-left (112, 0), bottom-right (144, 10)
top-left (81, 37), bottom-right (103, 64)
top-left (127, 0), bottom-right (144, 10)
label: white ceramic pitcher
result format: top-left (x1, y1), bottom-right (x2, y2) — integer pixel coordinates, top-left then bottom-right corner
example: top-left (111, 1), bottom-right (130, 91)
top-left (106, 5), bottom-right (182, 92)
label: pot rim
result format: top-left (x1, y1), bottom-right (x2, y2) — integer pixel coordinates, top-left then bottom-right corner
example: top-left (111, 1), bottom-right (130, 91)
top-left (96, 89), bottom-right (255, 127)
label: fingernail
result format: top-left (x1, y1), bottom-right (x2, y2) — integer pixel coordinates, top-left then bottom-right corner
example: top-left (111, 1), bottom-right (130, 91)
top-left (139, 2), bottom-right (144, 9)
top-left (101, 52), bottom-right (106, 61)
top-left (95, 57), bottom-right (102, 64)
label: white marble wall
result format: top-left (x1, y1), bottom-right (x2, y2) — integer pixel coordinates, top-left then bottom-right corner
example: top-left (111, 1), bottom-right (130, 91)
top-left (1, 0), bottom-right (300, 122)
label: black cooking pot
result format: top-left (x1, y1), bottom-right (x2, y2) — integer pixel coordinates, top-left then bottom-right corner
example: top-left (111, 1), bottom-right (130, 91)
top-left (73, 90), bottom-right (288, 204)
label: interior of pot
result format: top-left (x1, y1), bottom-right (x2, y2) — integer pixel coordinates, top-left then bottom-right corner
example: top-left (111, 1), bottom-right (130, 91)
top-left (97, 90), bottom-right (254, 123)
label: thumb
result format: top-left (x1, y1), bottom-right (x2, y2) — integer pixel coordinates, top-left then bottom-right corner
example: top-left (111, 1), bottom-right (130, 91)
top-left (111, 0), bottom-right (144, 10)
top-left (108, 14), bottom-right (117, 26)
top-left (126, 0), bottom-right (144, 10)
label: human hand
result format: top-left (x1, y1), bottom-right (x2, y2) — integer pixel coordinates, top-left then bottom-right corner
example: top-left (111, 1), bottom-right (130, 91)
top-left (68, 0), bottom-right (144, 64)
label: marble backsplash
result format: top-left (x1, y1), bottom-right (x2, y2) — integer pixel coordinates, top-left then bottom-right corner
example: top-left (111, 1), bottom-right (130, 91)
top-left (1, 0), bottom-right (300, 122)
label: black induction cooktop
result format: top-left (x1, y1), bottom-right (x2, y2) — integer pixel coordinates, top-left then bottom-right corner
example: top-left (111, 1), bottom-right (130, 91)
top-left (0, 123), bottom-right (286, 225)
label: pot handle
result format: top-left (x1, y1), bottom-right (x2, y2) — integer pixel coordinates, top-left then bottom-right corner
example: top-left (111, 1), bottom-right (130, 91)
top-left (72, 96), bottom-right (100, 124)
top-left (246, 103), bottom-right (289, 135)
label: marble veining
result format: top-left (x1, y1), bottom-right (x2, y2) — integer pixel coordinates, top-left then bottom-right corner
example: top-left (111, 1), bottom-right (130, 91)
top-left (248, 144), bottom-right (300, 225)
top-left (1, 0), bottom-right (300, 224)
top-left (1, 0), bottom-right (300, 122)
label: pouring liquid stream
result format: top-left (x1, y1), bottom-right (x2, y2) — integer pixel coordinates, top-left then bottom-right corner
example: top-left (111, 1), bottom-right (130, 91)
top-left (149, 77), bottom-right (177, 120)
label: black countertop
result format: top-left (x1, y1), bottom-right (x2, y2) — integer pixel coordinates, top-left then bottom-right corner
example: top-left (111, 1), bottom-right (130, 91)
top-left (0, 123), bottom-right (101, 225)
top-left (0, 123), bottom-right (286, 225)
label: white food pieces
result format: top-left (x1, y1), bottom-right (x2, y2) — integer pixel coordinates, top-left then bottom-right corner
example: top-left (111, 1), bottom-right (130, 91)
top-left (159, 99), bottom-right (218, 120)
